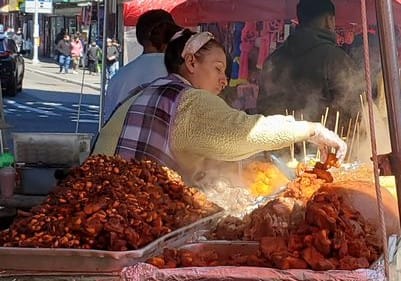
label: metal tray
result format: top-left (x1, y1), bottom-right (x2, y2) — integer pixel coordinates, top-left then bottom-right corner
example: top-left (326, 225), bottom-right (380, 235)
top-left (0, 211), bottom-right (223, 273)
top-left (121, 240), bottom-right (387, 281)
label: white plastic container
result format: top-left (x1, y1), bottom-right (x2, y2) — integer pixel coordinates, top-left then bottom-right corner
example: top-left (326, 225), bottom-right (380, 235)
top-left (12, 133), bottom-right (93, 166)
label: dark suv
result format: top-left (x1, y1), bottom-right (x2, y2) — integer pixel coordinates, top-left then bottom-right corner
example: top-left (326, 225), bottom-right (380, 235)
top-left (0, 35), bottom-right (24, 96)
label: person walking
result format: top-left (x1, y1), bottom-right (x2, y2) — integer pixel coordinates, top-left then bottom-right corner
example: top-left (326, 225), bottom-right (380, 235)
top-left (105, 38), bottom-right (119, 80)
top-left (54, 28), bottom-right (66, 61)
top-left (56, 34), bottom-right (72, 74)
top-left (71, 35), bottom-right (83, 74)
top-left (87, 41), bottom-right (100, 75)
top-left (112, 38), bottom-right (121, 70)
top-left (12, 28), bottom-right (23, 52)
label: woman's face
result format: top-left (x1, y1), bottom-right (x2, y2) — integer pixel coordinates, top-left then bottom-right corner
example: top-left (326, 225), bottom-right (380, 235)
top-left (186, 47), bottom-right (228, 95)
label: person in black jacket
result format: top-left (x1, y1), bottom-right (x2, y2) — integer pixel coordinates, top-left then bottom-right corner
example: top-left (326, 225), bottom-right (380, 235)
top-left (257, 0), bottom-right (361, 130)
top-left (56, 34), bottom-right (72, 74)
top-left (105, 38), bottom-right (119, 80)
top-left (87, 41), bottom-right (101, 75)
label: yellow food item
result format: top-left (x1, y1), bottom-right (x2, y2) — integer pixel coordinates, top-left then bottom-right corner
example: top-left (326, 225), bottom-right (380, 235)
top-left (243, 161), bottom-right (289, 196)
top-left (380, 176), bottom-right (397, 199)
top-left (286, 158), bottom-right (299, 169)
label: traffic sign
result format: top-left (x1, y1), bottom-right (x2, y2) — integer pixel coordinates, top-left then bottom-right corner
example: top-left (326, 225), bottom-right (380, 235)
top-left (25, 0), bottom-right (52, 14)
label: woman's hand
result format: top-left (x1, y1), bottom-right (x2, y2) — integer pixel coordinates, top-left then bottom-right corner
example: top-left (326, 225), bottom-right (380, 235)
top-left (308, 123), bottom-right (347, 164)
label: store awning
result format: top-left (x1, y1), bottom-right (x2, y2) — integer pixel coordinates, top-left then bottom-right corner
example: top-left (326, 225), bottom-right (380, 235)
top-left (170, 0), bottom-right (401, 27)
top-left (123, 0), bottom-right (401, 27)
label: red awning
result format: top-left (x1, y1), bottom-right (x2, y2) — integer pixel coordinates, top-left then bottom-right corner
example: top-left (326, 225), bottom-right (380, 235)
top-left (123, 0), bottom-right (186, 26)
top-left (124, 0), bottom-right (401, 27)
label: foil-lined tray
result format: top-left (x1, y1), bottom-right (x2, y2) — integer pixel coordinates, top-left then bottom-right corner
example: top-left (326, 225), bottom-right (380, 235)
top-left (0, 211), bottom-right (223, 273)
top-left (121, 239), bottom-right (392, 281)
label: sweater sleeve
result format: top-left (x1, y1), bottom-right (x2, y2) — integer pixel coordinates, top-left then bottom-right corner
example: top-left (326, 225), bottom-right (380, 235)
top-left (171, 89), bottom-right (315, 161)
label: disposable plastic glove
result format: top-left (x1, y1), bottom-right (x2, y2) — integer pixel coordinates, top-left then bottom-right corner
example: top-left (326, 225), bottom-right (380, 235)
top-left (308, 123), bottom-right (347, 164)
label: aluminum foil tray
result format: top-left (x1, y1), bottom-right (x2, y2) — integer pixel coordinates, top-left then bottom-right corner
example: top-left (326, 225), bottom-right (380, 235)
top-left (121, 240), bottom-right (387, 281)
top-left (0, 211), bottom-right (223, 273)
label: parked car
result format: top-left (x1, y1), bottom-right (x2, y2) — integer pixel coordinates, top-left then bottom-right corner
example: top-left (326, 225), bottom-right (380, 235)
top-left (0, 34), bottom-right (24, 96)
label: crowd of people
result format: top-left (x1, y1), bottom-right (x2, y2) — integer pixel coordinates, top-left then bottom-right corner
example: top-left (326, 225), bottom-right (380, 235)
top-left (0, 26), bottom-right (32, 55)
top-left (54, 28), bottom-right (121, 78)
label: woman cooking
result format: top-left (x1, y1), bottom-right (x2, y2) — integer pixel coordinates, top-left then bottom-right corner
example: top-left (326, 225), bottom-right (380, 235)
top-left (93, 29), bottom-right (347, 185)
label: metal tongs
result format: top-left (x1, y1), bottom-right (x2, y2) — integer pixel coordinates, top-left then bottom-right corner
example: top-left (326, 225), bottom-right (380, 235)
top-left (264, 152), bottom-right (296, 180)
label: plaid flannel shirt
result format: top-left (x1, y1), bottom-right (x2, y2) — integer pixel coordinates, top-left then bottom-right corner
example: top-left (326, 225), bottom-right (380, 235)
top-left (115, 75), bottom-right (190, 170)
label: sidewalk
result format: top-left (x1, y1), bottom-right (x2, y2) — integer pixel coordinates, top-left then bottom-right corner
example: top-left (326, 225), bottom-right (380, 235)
top-left (24, 57), bottom-right (102, 91)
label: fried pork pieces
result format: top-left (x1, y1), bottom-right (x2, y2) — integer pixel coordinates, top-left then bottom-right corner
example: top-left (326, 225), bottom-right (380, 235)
top-left (260, 187), bottom-right (381, 271)
top-left (0, 155), bottom-right (220, 250)
top-left (148, 188), bottom-right (381, 270)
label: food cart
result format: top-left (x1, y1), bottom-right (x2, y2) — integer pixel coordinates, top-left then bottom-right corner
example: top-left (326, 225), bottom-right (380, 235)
top-left (2, 0), bottom-right (401, 280)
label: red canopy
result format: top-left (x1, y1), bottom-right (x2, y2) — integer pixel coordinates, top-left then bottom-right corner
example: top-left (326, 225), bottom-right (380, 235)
top-left (123, 0), bottom-right (186, 26)
top-left (124, 0), bottom-right (401, 27)
top-left (170, 0), bottom-right (401, 27)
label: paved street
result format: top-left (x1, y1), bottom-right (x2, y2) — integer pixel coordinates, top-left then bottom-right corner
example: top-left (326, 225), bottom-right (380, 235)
top-left (2, 58), bottom-right (102, 149)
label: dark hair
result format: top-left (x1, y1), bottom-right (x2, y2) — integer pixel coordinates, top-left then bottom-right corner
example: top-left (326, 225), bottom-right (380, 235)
top-left (149, 22), bottom-right (182, 52)
top-left (165, 29), bottom-right (226, 74)
top-left (296, 0), bottom-right (335, 25)
top-left (136, 9), bottom-right (175, 46)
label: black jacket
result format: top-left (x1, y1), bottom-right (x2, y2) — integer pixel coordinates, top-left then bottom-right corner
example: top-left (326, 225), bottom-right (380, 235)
top-left (56, 40), bottom-right (72, 56)
top-left (257, 27), bottom-right (361, 128)
top-left (87, 45), bottom-right (100, 61)
top-left (106, 45), bottom-right (119, 65)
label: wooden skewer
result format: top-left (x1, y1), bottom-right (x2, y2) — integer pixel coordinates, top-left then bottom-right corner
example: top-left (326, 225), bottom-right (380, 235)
top-left (346, 118), bottom-right (353, 144)
top-left (334, 111), bottom-right (340, 135)
top-left (315, 115), bottom-right (326, 161)
top-left (347, 112), bottom-right (360, 163)
top-left (332, 111), bottom-right (340, 154)
top-left (323, 107), bottom-right (329, 127)
top-left (356, 122), bottom-right (360, 160)
top-left (340, 126), bottom-right (345, 139)
top-left (291, 111), bottom-right (296, 161)
top-left (301, 113), bottom-right (307, 161)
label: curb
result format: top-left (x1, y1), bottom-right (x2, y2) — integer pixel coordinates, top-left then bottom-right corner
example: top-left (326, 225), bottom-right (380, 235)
top-left (25, 66), bottom-right (102, 91)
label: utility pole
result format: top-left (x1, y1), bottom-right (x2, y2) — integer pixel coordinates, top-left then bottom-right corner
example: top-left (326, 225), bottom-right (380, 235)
top-left (32, 0), bottom-right (39, 64)
top-left (99, 0), bottom-right (108, 130)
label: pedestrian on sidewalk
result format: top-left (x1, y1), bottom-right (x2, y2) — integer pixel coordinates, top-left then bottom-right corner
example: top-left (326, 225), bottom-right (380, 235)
top-left (12, 28), bottom-right (23, 52)
top-left (71, 35), bottom-right (83, 74)
top-left (105, 38), bottom-right (119, 80)
top-left (56, 34), bottom-right (72, 74)
top-left (87, 41), bottom-right (100, 75)
top-left (54, 28), bottom-right (66, 61)
top-left (112, 38), bottom-right (121, 70)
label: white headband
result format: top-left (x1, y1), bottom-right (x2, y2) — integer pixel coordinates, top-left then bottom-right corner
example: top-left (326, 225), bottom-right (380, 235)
top-left (181, 32), bottom-right (215, 58)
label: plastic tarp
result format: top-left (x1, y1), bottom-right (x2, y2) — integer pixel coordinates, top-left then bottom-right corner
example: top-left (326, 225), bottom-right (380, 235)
top-left (123, 0), bottom-right (401, 27)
